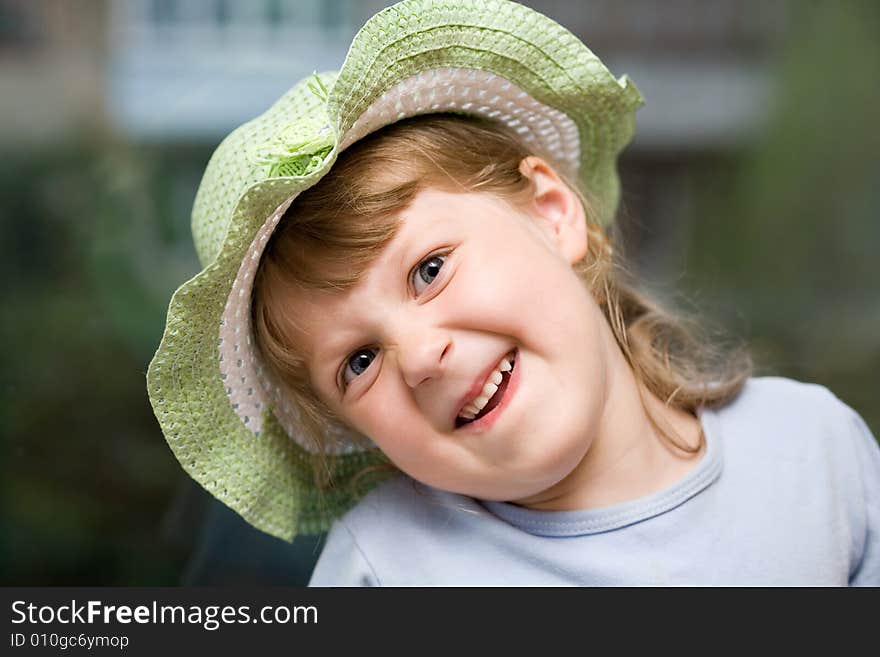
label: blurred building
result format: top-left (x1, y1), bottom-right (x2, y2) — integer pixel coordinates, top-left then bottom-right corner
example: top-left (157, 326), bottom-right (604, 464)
top-left (105, 0), bottom-right (390, 140)
top-left (0, 1), bottom-right (105, 146)
top-left (104, 0), bottom-right (785, 149)
top-left (0, 0), bottom-right (786, 148)
top-left (1, 0), bottom-right (789, 282)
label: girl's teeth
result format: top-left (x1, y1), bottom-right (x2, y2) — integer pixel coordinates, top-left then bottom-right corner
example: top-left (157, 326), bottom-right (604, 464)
top-left (458, 352), bottom-right (516, 420)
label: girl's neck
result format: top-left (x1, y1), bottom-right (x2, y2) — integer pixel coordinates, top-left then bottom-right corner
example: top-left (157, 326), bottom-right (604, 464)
top-left (513, 327), bottom-right (705, 512)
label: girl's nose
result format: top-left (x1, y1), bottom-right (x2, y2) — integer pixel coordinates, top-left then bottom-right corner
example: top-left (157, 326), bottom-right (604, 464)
top-left (397, 328), bottom-right (452, 389)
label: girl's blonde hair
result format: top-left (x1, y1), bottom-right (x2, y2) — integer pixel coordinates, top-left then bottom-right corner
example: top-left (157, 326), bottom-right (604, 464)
top-left (253, 114), bottom-right (751, 482)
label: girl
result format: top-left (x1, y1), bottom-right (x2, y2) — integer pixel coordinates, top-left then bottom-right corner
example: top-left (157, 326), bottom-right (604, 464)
top-left (147, 0), bottom-right (879, 585)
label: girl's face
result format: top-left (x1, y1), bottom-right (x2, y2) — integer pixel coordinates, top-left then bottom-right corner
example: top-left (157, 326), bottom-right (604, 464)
top-left (289, 162), bottom-right (623, 503)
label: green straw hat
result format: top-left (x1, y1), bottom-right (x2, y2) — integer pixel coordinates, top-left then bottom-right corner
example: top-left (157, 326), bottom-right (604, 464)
top-left (147, 0), bottom-right (644, 541)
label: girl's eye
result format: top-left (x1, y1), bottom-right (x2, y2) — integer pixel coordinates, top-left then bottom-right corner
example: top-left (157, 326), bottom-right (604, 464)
top-left (342, 347), bottom-right (377, 386)
top-left (411, 254), bottom-right (446, 295)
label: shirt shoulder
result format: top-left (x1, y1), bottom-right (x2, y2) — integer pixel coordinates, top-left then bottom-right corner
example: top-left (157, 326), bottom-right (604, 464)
top-left (709, 374), bottom-right (875, 469)
top-left (727, 375), bottom-right (846, 415)
top-left (710, 376), bottom-right (863, 449)
top-left (309, 475), bottom-right (494, 586)
top-left (707, 376), bottom-right (877, 468)
top-left (708, 376), bottom-right (880, 585)
top-left (335, 473), bottom-right (480, 533)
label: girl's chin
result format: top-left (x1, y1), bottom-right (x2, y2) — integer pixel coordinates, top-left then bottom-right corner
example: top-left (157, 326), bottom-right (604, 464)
top-left (474, 472), bottom-right (577, 506)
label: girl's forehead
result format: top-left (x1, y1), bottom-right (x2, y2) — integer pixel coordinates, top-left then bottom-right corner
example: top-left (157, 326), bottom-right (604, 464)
top-left (397, 188), bottom-right (525, 241)
top-left (313, 190), bottom-right (526, 300)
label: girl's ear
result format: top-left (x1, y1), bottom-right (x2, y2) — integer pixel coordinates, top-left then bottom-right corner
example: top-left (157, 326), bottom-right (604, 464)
top-left (518, 156), bottom-right (588, 264)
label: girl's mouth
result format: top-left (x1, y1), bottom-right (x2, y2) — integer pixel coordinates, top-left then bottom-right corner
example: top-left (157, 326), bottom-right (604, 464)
top-left (455, 350), bottom-right (517, 430)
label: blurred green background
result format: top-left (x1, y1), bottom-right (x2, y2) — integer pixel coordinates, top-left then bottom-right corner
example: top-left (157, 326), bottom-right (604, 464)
top-left (1, 0), bottom-right (877, 585)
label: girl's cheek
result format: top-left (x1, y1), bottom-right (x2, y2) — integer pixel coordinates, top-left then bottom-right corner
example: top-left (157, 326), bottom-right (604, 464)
top-left (355, 374), bottom-right (413, 434)
top-left (482, 247), bottom-right (552, 308)
top-left (461, 248), bottom-right (531, 302)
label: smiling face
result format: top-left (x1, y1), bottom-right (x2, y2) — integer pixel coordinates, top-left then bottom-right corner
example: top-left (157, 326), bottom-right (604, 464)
top-left (281, 161), bottom-right (629, 503)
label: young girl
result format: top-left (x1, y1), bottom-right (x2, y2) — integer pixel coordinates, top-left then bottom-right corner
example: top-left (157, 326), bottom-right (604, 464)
top-left (147, 0), bottom-right (879, 586)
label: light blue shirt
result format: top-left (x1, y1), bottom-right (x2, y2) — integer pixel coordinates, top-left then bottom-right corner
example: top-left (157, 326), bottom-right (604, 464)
top-left (309, 378), bottom-right (880, 586)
